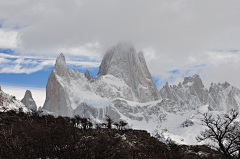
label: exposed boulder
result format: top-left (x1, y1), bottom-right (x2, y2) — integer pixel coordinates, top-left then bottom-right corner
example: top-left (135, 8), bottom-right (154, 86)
top-left (180, 119), bottom-right (194, 128)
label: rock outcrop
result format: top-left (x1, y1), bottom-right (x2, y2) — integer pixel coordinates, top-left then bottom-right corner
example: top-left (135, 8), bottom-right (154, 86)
top-left (42, 45), bottom-right (240, 124)
top-left (85, 70), bottom-right (93, 81)
top-left (159, 74), bottom-right (240, 112)
top-left (21, 90), bottom-right (37, 111)
top-left (0, 87), bottom-right (29, 112)
top-left (96, 42), bottom-right (160, 102)
top-left (43, 53), bottom-right (73, 117)
top-left (208, 82), bottom-right (240, 111)
top-left (159, 75), bottom-right (205, 110)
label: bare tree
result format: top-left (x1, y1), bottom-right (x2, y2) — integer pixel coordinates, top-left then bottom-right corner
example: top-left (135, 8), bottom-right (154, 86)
top-left (113, 120), bottom-right (128, 130)
top-left (119, 120), bottom-right (128, 130)
top-left (196, 109), bottom-right (240, 158)
top-left (105, 115), bottom-right (114, 129)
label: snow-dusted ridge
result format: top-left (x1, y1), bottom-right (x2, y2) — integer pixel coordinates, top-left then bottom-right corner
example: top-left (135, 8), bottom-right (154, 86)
top-left (0, 86), bottom-right (30, 112)
top-left (41, 43), bottom-right (240, 145)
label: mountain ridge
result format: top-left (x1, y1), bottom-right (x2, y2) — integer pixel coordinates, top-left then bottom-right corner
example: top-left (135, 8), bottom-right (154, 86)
top-left (40, 43), bottom-right (240, 144)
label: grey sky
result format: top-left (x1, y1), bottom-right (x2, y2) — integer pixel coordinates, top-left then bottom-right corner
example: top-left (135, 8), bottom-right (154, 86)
top-left (1, 0), bottom-right (240, 89)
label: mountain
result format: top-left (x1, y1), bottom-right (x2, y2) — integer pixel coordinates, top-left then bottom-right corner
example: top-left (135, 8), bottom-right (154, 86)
top-left (41, 43), bottom-right (240, 144)
top-left (208, 82), bottom-right (240, 111)
top-left (85, 70), bottom-right (93, 81)
top-left (159, 74), bottom-right (240, 112)
top-left (21, 90), bottom-right (37, 111)
top-left (97, 43), bottom-right (160, 102)
top-left (43, 53), bottom-right (73, 117)
top-left (0, 86), bottom-right (29, 112)
top-left (43, 43), bottom-right (161, 117)
top-left (159, 74), bottom-right (207, 111)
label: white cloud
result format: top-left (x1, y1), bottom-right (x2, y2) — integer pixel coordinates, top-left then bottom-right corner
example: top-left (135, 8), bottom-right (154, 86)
top-left (0, 53), bottom-right (100, 74)
top-left (146, 49), bottom-right (240, 89)
top-left (0, 0), bottom-right (240, 90)
top-left (0, 29), bottom-right (17, 48)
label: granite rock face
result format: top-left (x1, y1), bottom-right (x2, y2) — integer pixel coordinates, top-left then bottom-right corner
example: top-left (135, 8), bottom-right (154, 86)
top-left (159, 75), bottom-right (204, 110)
top-left (208, 82), bottom-right (240, 111)
top-left (21, 90), bottom-right (37, 111)
top-left (97, 42), bottom-right (160, 102)
top-left (159, 74), bottom-right (240, 112)
top-left (182, 74), bottom-right (209, 104)
top-left (43, 53), bottom-right (73, 117)
top-left (42, 45), bottom-right (240, 126)
top-left (85, 70), bottom-right (93, 81)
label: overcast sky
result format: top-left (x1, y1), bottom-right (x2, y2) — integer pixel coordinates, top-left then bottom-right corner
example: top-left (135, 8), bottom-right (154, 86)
top-left (0, 0), bottom-right (240, 106)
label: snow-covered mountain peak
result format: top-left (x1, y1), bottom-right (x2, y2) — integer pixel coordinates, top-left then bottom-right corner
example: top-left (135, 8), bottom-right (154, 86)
top-left (53, 53), bottom-right (70, 83)
top-left (182, 74), bottom-right (204, 89)
top-left (96, 42), bottom-right (160, 102)
top-left (114, 42), bottom-right (135, 53)
top-left (0, 87), bottom-right (29, 112)
top-left (178, 82), bottom-right (183, 88)
top-left (76, 70), bottom-right (81, 74)
top-left (55, 53), bottom-right (66, 68)
top-left (137, 51), bottom-right (145, 60)
top-left (40, 50), bottom-right (240, 145)
top-left (97, 42), bottom-right (136, 77)
top-left (24, 90), bottom-right (33, 98)
top-left (68, 66), bottom-right (76, 78)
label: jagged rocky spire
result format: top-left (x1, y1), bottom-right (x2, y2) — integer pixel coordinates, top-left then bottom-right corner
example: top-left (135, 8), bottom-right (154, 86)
top-left (97, 42), bottom-right (160, 102)
top-left (85, 70), bottom-right (93, 81)
top-left (21, 90), bottom-right (37, 111)
top-left (43, 53), bottom-right (73, 117)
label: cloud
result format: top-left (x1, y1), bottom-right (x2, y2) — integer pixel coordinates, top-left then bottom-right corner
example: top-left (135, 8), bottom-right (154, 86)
top-left (0, 0), bottom-right (239, 55)
top-left (147, 49), bottom-right (240, 89)
top-left (0, 52), bottom-right (100, 74)
top-left (0, 29), bottom-right (17, 48)
top-left (0, 0), bottom-right (240, 90)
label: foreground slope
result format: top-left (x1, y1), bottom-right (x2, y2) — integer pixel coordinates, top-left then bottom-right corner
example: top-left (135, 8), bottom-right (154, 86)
top-left (0, 109), bottom-right (224, 159)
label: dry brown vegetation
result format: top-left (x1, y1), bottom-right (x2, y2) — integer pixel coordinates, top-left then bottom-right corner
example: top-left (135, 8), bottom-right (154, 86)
top-left (0, 107), bottom-right (226, 159)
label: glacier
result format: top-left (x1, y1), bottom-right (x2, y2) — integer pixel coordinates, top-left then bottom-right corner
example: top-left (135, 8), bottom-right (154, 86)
top-left (39, 43), bottom-right (240, 144)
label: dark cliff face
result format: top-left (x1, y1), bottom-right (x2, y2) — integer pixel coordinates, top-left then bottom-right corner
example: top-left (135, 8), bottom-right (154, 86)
top-left (85, 70), bottom-right (92, 81)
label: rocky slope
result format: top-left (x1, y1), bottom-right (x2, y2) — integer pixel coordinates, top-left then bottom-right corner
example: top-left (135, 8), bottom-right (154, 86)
top-left (0, 86), bottom-right (29, 112)
top-left (43, 43), bottom-right (161, 117)
top-left (21, 90), bottom-right (37, 111)
top-left (159, 74), bottom-right (240, 112)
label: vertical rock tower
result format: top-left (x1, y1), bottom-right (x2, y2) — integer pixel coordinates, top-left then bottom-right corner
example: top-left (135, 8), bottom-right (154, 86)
top-left (21, 90), bottom-right (37, 111)
top-left (43, 53), bottom-right (73, 116)
top-left (97, 42), bottom-right (160, 102)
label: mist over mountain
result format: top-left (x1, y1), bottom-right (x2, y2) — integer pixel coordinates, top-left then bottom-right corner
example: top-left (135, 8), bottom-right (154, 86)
top-left (36, 43), bottom-right (240, 144)
top-left (1, 42), bottom-right (240, 145)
